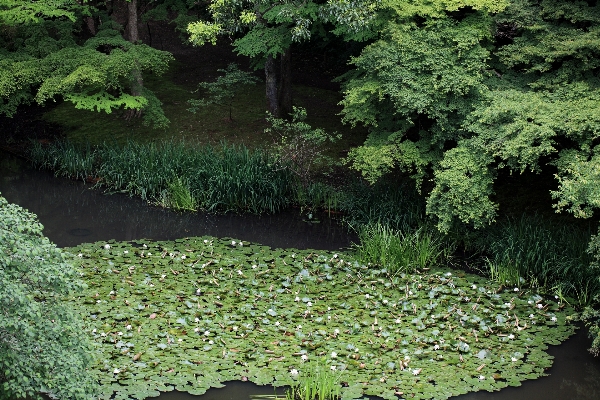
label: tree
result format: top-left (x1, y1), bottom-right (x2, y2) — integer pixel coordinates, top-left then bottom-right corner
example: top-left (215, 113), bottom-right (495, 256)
top-left (188, 63), bottom-right (260, 120)
top-left (0, 0), bottom-right (173, 128)
top-left (0, 194), bottom-right (97, 400)
top-left (187, 0), bottom-right (325, 118)
top-left (339, 0), bottom-right (600, 232)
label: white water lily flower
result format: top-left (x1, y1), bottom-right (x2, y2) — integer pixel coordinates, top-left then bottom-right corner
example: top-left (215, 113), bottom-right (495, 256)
top-left (511, 357), bottom-right (518, 362)
top-left (307, 302), bottom-right (312, 307)
top-left (537, 304), bottom-right (544, 309)
top-left (301, 354), bottom-right (308, 361)
top-left (472, 285), bottom-right (477, 289)
top-left (78, 253), bottom-right (83, 258)
top-left (479, 375), bottom-right (485, 380)
top-left (327, 307), bottom-right (332, 311)
top-left (113, 369), bottom-right (120, 374)
top-left (181, 255), bottom-right (186, 260)
top-left (126, 325), bottom-right (132, 330)
top-left (330, 365), bottom-right (336, 370)
top-left (237, 270), bottom-right (243, 275)
top-left (208, 340), bottom-right (214, 344)
top-left (331, 352), bottom-right (337, 358)
top-left (194, 317), bottom-right (200, 322)
top-left (395, 319), bottom-right (401, 324)
top-left (239, 241), bottom-right (243, 246)
top-left (92, 328), bottom-right (97, 333)
top-left (334, 328), bottom-right (340, 335)
top-left (143, 244), bottom-right (147, 248)
top-left (231, 240), bottom-right (236, 246)
top-left (203, 239), bottom-right (208, 243)
top-left (365, 294), bottom-right (370, 299)
top-left (104, 244), bottom-right (111, 249)
top-left (333, 254), bottom-right (338, 258)
top-left (383, 299), bottom-right (388, 304)
top-left (178, 338), bottom-right (183, 342)
top-left (328, 315), bottom-right (331, 320)
top-left (290, 369), bottom-right (299, 376)
top-left (551, 316), bottom-right (557, 322)
top-left (161, 274), bottom-right (167, 279)
top-left (117, 332), bottom-right (123, 336)
top-left (169, 253), bottom-right (173, 257)
top-left (528, 300), bottom-right (533, 304)
top-left (194, 328), bottom-right (200, 332)
top-left (204, 331), bottom-right (210, 336)
top-left (529, 314), bottom-right (535, 318)
top-left (408, 291), bottom-right (413, 295)
top-left (124, 250), bottom-right (128, 254)
top-left (147, 252), bottom-right (151, 256)
top-left (275, 321), bottom-right (280, 326)
top-left (252, 264), bottom-right (257, 269)
top-left (96, 300), bottom-right (101, 303)
top-left (232, 326), bottom-right (238, 331)
top-left (219, 267), bottom-right (223, 271)
top-left (508, 334), bottom-right (515, 339)
top-left (433, 345), bottom-right (440, 350)
top-left (297, 325), bottom-right (302, 330)
top-left (514, 287), bottom-right (519, 292)
top-left (295, 296), bottom-right (300, 302)
top-left (445, 272), bottom-right (452, 277)
top-left (109, 290), bottom-right (115, 295)
top-left (100, 332), bottom-right (107, 337)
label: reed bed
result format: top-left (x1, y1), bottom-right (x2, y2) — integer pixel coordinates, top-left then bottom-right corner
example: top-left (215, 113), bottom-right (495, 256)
top-left (29, 140), bottom-right (295, 214)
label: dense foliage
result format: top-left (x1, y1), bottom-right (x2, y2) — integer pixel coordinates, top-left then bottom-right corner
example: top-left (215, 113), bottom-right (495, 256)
top-left (0, 195), bottom-right (97, 399)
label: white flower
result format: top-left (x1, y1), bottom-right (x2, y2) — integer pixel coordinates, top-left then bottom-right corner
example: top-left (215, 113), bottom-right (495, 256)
top-left (100, 332), bottom-right (107, 337)
top-left (96, 300), bottom-right (101, 303)
top-left (508, 334), bottom-right (515, 339)
top-left (204, 331), bottom-right (210, 336)
top-left (330, 365), bottom-right (336, 370)
top-left (178, 338), bottom-right (183, 342)
top-left (232, 326), bottom-right (238, 331)
top-left (231, 240), bottom-right (236, 246)
top-left (551, 316), bottom-right (557, 322)
top-left (169, 253), bottom-right (174, 257)
top-left (433, 345), bottom-right (440, 350)
top-left (104, 244), bottom-right (111, 249)
top-left (124, 250), bottom-right (129, 254)
top-left (328, 316), bottom-right (331, 320)
top-left (297, 325), bottom-right (302, 330)
top-left (295, 296), bottom-right (300, 302)
top-left (334, 328), bottom-right (340, 335)
top-left (537, 304), bottom-right (544, 309)
top-left (194, 328), bottom-right (200, 332)
top-left (290, 369), bottom-right (299, 376)
top-left (445, 272), bottom-right (452, 277)
top-left (555, 295), bottom-right (559, 299)
top-left (195, 317), bottom-right (200, 322)
top-left (472, 285), bottom-right (477, 289)
top-left (203, 239), bottom-right (208, 243)
top-left (301, 354), bottom-right (308, 361)
top-left (143, 244), bottom-right (147, 248)
top-left (412, 369), bottom-right (420, 376)
top-left (511, 357), bottom-right (518, 362)
top-left (275, 321), bottom-right (280, 326)
top-left (208, 340), bottom-right (214, 345)
top-left (514, 287), bottom-right (519, 292)
top-left (237, 270), bottom-right (243, 275)
top-left (528, 300), bottom-right (533, 304)
top-left (239, 241), bottom-right (243, 246)
top-left (219, 267), bottom-right (223, 271)
top-left (78, 253), bottom-right (83, 258)
top-left (113, 368), bottom-right (120, 374)
top-left (307, 302), bottom-right (313, 307)
top-left (109, 290), bottom-right (115, 295)
top-left (365, 294), bottom-right (370, 299)
top-left (327, 307), bottom-right (331, 311)
top-left (92, 328), bottom-right (97, 333)
top-left (408, 291), bottom-right (413, 295)
top-left (333, 254), bottom-right (338, 258)
top-left (395, 319), bottom-right (401, 324)
top-left (181, 255), bottom-right (186, 260)
top-left (529, 314), bottom-right (535, 318)
top-left (147, 252), bottom-right (151, 256)
top-left (161, 274), bottom-right (167, 279)
top-left (126, 325), bottom-right (132, 330)
top-left (252, 264), bottom-right (257, 269)
top-left (383, 299), bottom-right (388, 304)
top-left (117, 331), bottom-right (123, 336)
top-left (479, 375), bottom-right (485, 380)
top-left (331, 352), bottom-right (338, 358)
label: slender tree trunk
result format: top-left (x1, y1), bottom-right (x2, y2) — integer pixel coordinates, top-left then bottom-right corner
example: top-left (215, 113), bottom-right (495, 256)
top-left (125, 0), bottom-right (143, 120)
top-left (265, 54), bottom-right (280, 117)
top-left (279, 47), bottom-right (292, 119)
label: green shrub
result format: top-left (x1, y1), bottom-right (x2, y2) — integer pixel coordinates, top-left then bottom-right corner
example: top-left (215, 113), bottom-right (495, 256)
top-left (0, 194), bottom-right (97, 400)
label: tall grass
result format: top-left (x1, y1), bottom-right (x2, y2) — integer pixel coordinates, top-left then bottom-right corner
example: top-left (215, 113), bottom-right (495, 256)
top-left (475, 215), bottom-right (599, 307)
top-left (354, 223), bottom-right (448, 274)
top-left (285, 361), bottom-right (341, 400)
top-left (29, 140), bottom-right (295, 214)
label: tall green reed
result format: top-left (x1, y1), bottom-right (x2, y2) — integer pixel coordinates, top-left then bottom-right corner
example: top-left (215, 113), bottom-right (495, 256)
top-left (285, 360), bottom-right (341, 400)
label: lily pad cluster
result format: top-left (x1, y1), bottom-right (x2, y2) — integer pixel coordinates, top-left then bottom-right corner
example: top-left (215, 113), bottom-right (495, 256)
top-left (66, 237), bottom-right (576, 400)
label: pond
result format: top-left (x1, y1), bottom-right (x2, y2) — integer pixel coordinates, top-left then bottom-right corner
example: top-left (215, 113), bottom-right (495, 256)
top-left (1, 150), bottom-right (600, 400)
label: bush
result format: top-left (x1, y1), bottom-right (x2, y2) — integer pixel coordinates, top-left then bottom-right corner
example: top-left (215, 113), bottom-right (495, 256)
top-left (0, 194), bottom-right (97, 400)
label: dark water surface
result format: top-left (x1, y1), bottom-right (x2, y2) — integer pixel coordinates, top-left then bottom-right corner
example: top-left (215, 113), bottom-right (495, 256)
top-left (1, 150), bottom-right (600, 400)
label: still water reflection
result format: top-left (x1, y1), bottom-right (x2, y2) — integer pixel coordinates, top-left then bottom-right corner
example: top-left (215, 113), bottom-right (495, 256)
top-left (1, 151), bottom-right (599, 400)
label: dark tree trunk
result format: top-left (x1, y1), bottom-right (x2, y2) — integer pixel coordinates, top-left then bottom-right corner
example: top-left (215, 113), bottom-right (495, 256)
top-left (124, 0), bottom-right (143, 120)
top-left (279, 47), bottom-right (292, 119)
top-left (265, 54), bottom-right (280, 117)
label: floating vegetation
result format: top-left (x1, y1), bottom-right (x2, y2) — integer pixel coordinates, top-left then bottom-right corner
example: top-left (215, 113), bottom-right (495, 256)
top-left (66, 237), bottom-right (576, 400)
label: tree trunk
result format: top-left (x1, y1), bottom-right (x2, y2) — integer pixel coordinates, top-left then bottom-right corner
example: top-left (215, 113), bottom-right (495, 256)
top-left (124, 0), bottom-right (143, 120)
top-left (279, 47), bottom-right (292, 119)
top-left (265, 54), bottom-right (280, 117)
top-left (126, 0), bottom-right (138, 43)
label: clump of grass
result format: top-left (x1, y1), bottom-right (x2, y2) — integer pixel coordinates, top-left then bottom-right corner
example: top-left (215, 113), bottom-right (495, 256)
top-left (354, 223), bottom-right (448, 274)
top-left (475, 215), bottom-right (599, 307)
top-left (29, 140), bottom-right (295, 214)
top-left (286, 360), bottom-right (341, 400)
